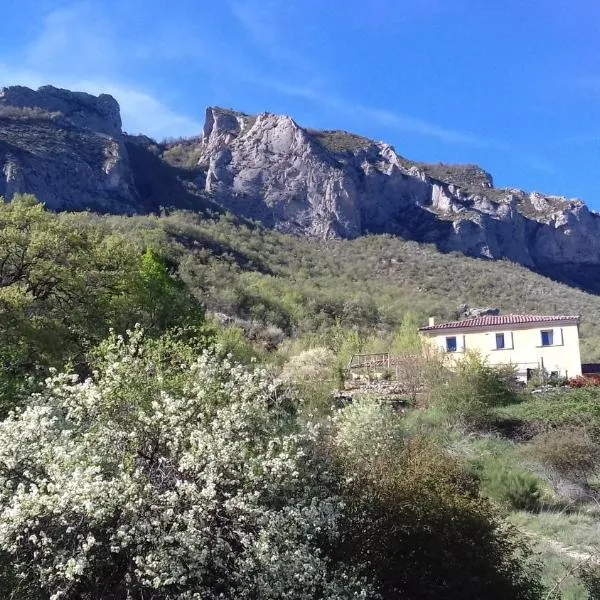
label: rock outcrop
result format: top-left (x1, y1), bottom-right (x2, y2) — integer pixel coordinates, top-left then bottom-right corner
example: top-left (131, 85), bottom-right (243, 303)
top-left (0, 85), bottom-right (138, 211)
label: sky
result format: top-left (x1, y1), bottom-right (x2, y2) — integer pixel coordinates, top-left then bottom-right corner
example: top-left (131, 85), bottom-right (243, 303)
top-left (0, 0), bottom-right (599, 207)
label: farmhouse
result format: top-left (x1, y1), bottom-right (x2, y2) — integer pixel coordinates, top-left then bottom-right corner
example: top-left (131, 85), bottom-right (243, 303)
top-left (419, 314), bottom-right (582, 382)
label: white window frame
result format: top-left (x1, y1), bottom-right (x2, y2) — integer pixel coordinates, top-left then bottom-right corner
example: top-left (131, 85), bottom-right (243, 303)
top-left (495, 332), bottom-right (505, 350)
top-left (490, 331), bottom-right (513, 350)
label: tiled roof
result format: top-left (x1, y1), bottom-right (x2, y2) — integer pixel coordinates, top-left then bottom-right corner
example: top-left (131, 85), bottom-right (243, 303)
top-left (419, 314), bottom-right (580, 332)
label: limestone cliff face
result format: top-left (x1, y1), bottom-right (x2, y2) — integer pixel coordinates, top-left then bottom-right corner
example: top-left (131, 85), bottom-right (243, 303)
top-left (0, 85), bottom-right (138, 211)
top-left (196, 107), bottom-right (600, 282)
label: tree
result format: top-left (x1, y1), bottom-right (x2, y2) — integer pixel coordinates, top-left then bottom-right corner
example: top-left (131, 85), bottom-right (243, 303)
top-left (390, 312), bottom-right (422, 355)
top-left (135, 248), bottom-right (204, 334)
top-left (0, 197), bottom-right (207, 415)
top-left (0, 195), bottom-right (138, 412)
top-left (0, 329), bottom-right (373, 600)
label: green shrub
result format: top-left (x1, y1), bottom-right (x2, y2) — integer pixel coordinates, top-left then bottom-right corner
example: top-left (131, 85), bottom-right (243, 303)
top-left (482, 463), bottom-right (542, 511)
top-left (523, 426), bottom-right (600, 485)
top-left (331, 400), bottom-right (544, 600)
top-left (279, 347), bottom-right (336, 383)
top-left (431, 352), bottom-right (519, 428)
top-left (497, 387), bottom-right (600, 429)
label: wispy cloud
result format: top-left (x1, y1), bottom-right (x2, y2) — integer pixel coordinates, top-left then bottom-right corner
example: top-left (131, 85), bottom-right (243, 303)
top-left (256, 79), bottom-right (496, 147)
top-left (71, 80), bottom-right (203, 137)
top-left (227, 0), bottom-right (314, 76)
top-left (0, 2), bottom-right (202, 138)
top-left (0, 66), bottom-right (202, 138)
top-left (224, 1), bottom-right (501, 148)
top-left (518, 154), bottom-right (554, 175)
top-left (25, 2), bottom-right (118, 76)
top-left (260, 78), bottom-right (556, 174)
top-left (356, 106), bottom-right (494, 147)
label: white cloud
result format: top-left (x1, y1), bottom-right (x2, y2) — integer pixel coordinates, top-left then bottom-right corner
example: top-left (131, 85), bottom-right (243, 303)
top-left (25, 2), bottom-right (118, 75)
top-left (0, 2), bottom-right (202, 139)
top-left (256, 79), bottom-right (494, 147)
top-left (75, 81), bottom-right (203, 138)
top-left (228, 0), bottom-right (313, 75)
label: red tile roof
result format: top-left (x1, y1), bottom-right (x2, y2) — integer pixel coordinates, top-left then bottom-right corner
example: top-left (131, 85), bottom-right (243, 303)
top-left (419, 314), bottom-right (580, 332)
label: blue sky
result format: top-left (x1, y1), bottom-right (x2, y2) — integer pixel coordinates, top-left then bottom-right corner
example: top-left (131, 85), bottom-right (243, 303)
top-left (0, 0), bottom-right (599, 207)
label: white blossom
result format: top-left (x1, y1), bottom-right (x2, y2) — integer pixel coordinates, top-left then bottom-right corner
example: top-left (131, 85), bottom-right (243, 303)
top-left (0, 330), bottom-right (376, 599)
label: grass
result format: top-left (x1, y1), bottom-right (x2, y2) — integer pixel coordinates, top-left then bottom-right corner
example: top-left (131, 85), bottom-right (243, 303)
top-left (402, 161), bottom-right (494, 189)
top-left (306, 129), bottom-right (373, 153)
top-left (510, 509), bottom-right (600, 599)
top-left (495, 388), bottom-right (600, 428)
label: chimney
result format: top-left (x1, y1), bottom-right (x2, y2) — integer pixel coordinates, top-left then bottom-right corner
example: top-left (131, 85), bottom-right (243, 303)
top-left (428, 317), bottom-right (435, 327)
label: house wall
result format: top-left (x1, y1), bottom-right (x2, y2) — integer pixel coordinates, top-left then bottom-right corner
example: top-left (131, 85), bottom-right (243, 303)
top-left (424, 323), bottom-right (582, 380)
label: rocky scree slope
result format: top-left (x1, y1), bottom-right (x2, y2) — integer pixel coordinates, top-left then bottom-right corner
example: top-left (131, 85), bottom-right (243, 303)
top-left (1, 86), bottom-right (599, 292)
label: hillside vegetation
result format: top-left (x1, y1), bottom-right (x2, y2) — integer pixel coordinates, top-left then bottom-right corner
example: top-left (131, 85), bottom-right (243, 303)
top-left (3, 196), bottom-right (600, 598)
top-left (95, 209), bottom-right (600, 361)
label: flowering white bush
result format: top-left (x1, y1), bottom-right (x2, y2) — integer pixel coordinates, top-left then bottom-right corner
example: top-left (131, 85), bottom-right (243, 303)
top-left (279, 348), bottom-right (336, 384)
top-left (0, 329), bottom-right (375, 600)
top-left (332, 399), bottom-right (404, 471)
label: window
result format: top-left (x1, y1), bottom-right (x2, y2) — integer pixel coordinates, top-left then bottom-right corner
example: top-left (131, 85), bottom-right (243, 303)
top-left (495, 333), bottom-right (505, 349)
top-left (446, 336), bottom-right (457, 352)
top-left (541, 330), bottom-right (554, 346)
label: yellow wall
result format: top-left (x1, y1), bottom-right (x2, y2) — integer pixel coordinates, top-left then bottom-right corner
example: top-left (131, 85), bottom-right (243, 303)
top-left (423, 322), bottom-right (582, 380)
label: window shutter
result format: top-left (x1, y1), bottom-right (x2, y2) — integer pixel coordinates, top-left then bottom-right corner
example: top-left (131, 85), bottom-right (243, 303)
top-left (506, 331), bottom-right (514, 349)
top-left (457, 335), bottom-right (466, 352)
top-left (489, 333), bottom-right (497, 351)
top-left (557, 328), bottom-right (564, 346)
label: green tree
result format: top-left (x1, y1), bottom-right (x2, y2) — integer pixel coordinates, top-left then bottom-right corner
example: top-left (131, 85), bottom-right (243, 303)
top-left (431, 351), bottom-right (518, 428)
top-left (0, 195), bottom-right (137, 412)
top-left (135, 247), bottom-right (204, 334)
top-left (0, 197), bottom-right (207, 415)
top-left (390, 312), bottom-right (422, 354)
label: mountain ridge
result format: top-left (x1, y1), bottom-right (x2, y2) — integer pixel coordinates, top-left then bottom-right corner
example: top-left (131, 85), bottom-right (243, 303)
top-left (1, 85), bottom-right (599, 293)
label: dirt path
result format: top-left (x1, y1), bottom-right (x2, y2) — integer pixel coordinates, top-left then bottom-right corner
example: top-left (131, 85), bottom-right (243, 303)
top-left (522, 530), bottom-right (600, 564)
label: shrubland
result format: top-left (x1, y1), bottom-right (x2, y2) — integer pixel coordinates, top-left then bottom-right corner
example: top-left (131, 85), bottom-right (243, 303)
top-left (0, 330), bottom-right (545, 599)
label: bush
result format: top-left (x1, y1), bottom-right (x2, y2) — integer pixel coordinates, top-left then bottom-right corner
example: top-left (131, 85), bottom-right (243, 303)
top-left (482, 463), bottom-right (542, 511)
top-left (569, 375), bottom-right (600, 388)
top-left (330, 400), bottom-right (544, 600)
top-left (497, 387), bottom-right (600, 429)
top-left (431, 352), bottom-right (519, 428)
top-left (279, 347), bottom-right (336, 383)
top-left (522, 426), bottom-right (600, 499)
top-left (0, 329), bottom-right (373, 599)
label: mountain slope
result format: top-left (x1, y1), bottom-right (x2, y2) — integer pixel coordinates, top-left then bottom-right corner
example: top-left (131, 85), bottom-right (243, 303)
top-left (194, 106), bottom-right (600, 293)
top-left (0, 85), bottom-right (140, 212)
top-left (95, 210), bottom-right (600, 362)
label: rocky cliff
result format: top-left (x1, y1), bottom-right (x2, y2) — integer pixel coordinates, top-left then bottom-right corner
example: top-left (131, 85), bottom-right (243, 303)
top-left (0, 85), bottom-right (138, 212)
top-left (1, 87), bottom-right (599, 292)
top-left (193, 106), bottom-right (600, 290)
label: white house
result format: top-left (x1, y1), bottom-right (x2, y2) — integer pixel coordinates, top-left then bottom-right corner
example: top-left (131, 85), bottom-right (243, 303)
top-left (419, 314), bottom-right (582, 382)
